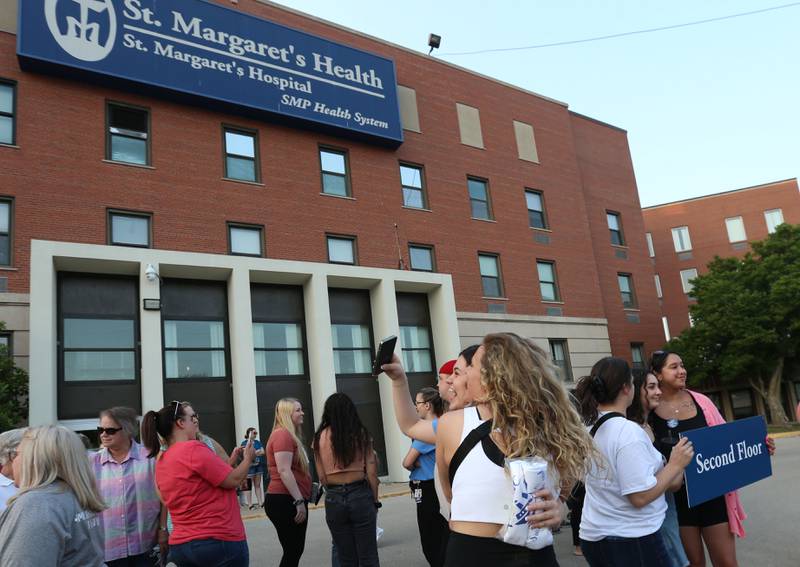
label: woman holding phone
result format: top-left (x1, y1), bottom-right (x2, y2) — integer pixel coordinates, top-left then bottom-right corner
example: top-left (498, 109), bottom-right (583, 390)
top-left (241, 427), bottom-right (266, 510)
top-left (142, 401), bottom-right (256, 567)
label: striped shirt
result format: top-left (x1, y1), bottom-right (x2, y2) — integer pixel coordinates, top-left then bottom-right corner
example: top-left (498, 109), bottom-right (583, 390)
top-left (90, 440), bottom-right (161, 562)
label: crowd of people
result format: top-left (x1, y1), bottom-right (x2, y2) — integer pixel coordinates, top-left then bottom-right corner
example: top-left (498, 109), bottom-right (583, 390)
top-left (0, 334), bottom-right (778, 567)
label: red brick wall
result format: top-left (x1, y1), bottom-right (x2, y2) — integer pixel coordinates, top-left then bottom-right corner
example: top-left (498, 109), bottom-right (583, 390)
top-left (0, 0), bottom-right (663, 360)
top-left (642, 179), bottom-right (800, 337)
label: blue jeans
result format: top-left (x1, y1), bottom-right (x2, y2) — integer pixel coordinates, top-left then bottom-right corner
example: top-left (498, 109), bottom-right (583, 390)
top-left (581, 531), bottom-right (670, 567)
top-left (325, 480), bottom-right (379, 567)
top-left (169, 538), bottom-right (249, 567)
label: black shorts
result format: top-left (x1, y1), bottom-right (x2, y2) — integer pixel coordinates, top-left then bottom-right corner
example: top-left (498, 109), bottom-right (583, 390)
top-left (444, 531), bottom-right (559, 567)
top-left (674, 485), bottom-right (729, 528)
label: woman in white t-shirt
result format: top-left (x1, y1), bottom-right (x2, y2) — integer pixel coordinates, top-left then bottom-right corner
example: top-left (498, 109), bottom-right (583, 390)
top-left (575, 357), bottom-right (694, 567)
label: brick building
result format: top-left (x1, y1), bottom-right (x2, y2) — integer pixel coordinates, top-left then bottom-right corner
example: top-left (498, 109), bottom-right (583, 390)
top-left (1, 0), bottom-right (662, 479)
top-left (642, 178), bottom-right (800, 420)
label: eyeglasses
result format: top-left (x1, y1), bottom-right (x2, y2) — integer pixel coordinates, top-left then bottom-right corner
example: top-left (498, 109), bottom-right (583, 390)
top-left (185, 413), bottom-right (199, 422)
top-left (414, 400), bottom-right (429, 406)
top-left (97, 427), bottom-right (123, 436)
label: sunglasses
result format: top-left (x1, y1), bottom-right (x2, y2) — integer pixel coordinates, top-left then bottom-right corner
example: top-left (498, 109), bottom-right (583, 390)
top-left (97, 427), bottom-right (123, 436)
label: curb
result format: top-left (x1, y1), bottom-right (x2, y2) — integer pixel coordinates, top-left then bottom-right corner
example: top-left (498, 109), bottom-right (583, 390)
top-left (770, 430), bottom-right (800, 439)
top-left (241, 487), bottom-right (412, 522)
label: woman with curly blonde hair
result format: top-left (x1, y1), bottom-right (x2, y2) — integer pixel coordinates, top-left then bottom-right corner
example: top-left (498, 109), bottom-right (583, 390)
top-left (387, 332), bottom-right (595, 566)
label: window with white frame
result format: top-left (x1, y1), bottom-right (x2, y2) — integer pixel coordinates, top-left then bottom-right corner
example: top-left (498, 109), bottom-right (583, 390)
top-left (680, 268), bottom-right (698, 294)
top-left (537, 260), bottom-right (560, 302)
top-left (617, 273), bottom-right (637, 308)
top-left (671, 226), bottom-right (692, 252)
top-left (525, 190), bottom-right (547, 229)
top-left (764, 209), bottom-right (784, 234)
top-left (400, 163), bottom-right (427, 209)
top-left (646, 232), bottom-right (655, 257)
top-left (0, 80), bottom-right (16, 145)
top-left (654, 274), bottom-right (662, 298)
top-left (725, 216), bottom-right (747, 243)
top-left (223, 128), bottom-right (259, 182)
top-left (320, 148), bottom-right (350, 197)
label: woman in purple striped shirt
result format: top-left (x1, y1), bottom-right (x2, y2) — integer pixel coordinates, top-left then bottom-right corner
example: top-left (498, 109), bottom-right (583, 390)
top-left (90, 406), bottom-right (165, 567)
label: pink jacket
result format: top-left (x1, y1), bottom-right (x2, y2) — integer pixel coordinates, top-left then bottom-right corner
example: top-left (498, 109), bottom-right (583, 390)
top-left (688, 390), bottom-right (747, 538)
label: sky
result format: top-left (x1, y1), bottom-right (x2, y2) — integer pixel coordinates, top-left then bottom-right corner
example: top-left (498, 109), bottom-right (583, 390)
top-left (272, 0), bottom-right (799, 207)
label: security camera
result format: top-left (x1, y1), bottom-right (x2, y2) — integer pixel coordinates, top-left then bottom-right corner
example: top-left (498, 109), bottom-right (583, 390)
top-left (145, 264), bottom-right (159, 282)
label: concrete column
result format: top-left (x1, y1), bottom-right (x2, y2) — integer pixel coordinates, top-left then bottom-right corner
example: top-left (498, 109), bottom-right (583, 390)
top-left (139, 263), bottom-right (164, 413)
top-left (370, 279), bottom-right (407, 481)
top-left (429, 280), bottom-right (462, 366)
top-left (28, 242), bottom-right (57, 426)
top-left (228, 267), bottom-right (259, 440)
top-left (303, 274), bottom-right (337, 429)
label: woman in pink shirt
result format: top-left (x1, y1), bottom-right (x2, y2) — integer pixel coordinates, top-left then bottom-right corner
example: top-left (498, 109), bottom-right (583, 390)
top-left (141, 401), bottom-right (255, 567)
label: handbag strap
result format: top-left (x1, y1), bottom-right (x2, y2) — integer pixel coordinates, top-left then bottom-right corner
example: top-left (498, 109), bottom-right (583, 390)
top-left (590, 412), bottom-right (625, 437)
top-left (448, 417), bottom-right (495, 486)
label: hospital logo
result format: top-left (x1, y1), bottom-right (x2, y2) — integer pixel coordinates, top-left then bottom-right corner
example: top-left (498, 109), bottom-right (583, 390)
top-left (45, 0), bottom-right (117, 62)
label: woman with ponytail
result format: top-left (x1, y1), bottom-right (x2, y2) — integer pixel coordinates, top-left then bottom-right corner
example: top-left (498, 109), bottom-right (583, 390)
top-left (141, 401), bottom-right (256, 567)
top-left (575, 357), bottom-right (694, 566)
top-left (265, 398), bottom-right (313, 567)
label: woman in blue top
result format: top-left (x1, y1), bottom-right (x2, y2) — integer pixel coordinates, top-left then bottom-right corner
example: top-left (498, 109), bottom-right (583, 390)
top-left (402, 387), bottom-right (448, 567)
top-left (241, 427), bottom-right (266, 510)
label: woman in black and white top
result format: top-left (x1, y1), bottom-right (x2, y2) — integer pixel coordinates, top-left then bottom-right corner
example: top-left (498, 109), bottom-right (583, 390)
top-left (575, 357), bottom-right (694, 567)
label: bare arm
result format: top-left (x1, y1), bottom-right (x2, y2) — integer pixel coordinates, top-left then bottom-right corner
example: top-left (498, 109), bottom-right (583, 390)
top-left (382, 355), bottom-right (437, 444)
top-left (275, 451), bottom-right (304, 501)
top-left (402, 446), bottom-right (421, 471)
top-left (366, 448), bottom-right (379, 502)
top-left (628, 438), bottom-right (693, 508)
top-left (313, 446), bottom-right (328, 486)
top-left (435, 411), bottom-right (461, 503)
top-left (220, 441), bottom-right (255, 489)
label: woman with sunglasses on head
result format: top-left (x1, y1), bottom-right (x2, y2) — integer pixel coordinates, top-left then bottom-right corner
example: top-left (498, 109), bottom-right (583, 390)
top-left (0, 425), bottom-right (106, 567)
top-left (402, 387), bottom-right (448, 567)
top-left (576, 357), bottom-right (695, 566)
top-left (626, 372), bottom-right (689, 567)
top-left (649, 351), bottom-right (774, 567)
top-left (90, 406), bottom-right (165, 567)
top-left (265, 398), bottom-right (313, 567)
top-left (0, 428), bottom-right (24, 513)
top-left (141, 401), bottom-right (256, 567)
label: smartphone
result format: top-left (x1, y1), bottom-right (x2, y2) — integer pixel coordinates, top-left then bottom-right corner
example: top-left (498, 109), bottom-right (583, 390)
top-left (372, 335), bottom-right (398, 376)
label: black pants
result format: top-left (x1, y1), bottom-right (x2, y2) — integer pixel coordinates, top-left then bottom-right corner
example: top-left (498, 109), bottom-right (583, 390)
top-left (324, 480), bottom-right (379, 567)
top-left (410, 479), bottom-right (449, 567)
top-left (444, 531), bottom-right (559, 567)
top-left (580, 531), bottom-right (671, 567)
top-left (265, 493), bottom-right (309, 567)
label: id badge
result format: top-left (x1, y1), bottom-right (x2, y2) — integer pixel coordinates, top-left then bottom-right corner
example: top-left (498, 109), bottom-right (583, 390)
top-left (412, 487), bottom-right (423, 504)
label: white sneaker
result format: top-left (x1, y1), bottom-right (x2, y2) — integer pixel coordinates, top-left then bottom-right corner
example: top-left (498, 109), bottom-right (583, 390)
top-left (376, 526), bottom-right (384, 542)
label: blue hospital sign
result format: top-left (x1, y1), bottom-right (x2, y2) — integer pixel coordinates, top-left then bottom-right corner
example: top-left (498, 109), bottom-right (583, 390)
top-left (681, 416), bottom-right (772, 508)
top-left (18, 0), bottom-right (403, 143)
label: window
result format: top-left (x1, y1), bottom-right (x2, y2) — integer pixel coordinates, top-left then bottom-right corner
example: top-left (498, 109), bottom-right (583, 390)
top-left (705, 392), bottom-right (723, 413)
top-left (327, 235), bottom-right (356, 265)
top-left (478, 253), bottom-right (503, 297)
top-left (223, 127), bottom-right (259, 182)
top-left (0, 80), bottom-right (16, 145)
top-left (646, 233), bottom-right (655, 257)
top-left (607, 212), bottom-right (624, 246)
top-left (0, 332), bottom-right (12, 358)
top-left (468, 177), bottom-right (492, 220)
top-left (680, 268), bottom-right (698, 294)
top-left (400, 326), bottom-right (433, 372)
top-left (108, 210), bottom-right (150, 248)
top-left (228, 223), bottom-right (263, 257)
top-left (253, 323), bottom-right (304, 376)
top-left (164, 320), bottom-right (226, 378)
top-left (107, 103), bottom-right (149, 165)
top-left (725, 216), bottom-right (747, 243)
top-left (654, 274), bottom-right (663, 298)
top-left (617, 273), bottom-right (637, 308)
top-left (549, 339), bottom-right (573, 381)
top-left (525, 190), bottom-right (547, 229)
top-left (331, 324), bottom-right (371, 374)
top-left (0, 198), bottom-right (11, 266)
top-left (730, 389), bottom-right (755, 419)
top-left (409, 244), bottom-right (435, 272)
top-left (662, 316), bottom-right (671, 341)
top-left (671, 226), bottom-right (692, 252)
top-left (63, 318), bottom-right (136, 381)
top-left (631, 343), bottom-right (646, 370)
top-left (764, 209), bottom-right (784, 234)
top-left (400, 163), bottom-right (427, 209)
top-left (320, 148), bottom-right (350, 197)
top-left (536, 260), bottom-right (560, 302)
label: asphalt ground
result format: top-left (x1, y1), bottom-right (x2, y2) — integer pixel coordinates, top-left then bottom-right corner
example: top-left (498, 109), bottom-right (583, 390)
top-left (184, 435), bottom-right (800, 566)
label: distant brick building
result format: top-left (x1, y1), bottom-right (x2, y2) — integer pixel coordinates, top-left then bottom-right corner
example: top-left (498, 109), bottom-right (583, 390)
top-left (1, 0), bottom-right (662, 478)
top-left (643, 178), bottom-right (800, 420)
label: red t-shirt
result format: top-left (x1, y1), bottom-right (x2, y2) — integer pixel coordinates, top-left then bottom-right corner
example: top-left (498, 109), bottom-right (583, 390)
top-left (156, 440), bottom-right (245, 545)
top-left (266, 428), bottom-right (312, 499)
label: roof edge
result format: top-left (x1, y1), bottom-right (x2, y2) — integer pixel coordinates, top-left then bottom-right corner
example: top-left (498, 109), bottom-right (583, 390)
top-left (642, 178), bottom-right (799, 210)
top-left (568, 110), bottom-right (628, 133)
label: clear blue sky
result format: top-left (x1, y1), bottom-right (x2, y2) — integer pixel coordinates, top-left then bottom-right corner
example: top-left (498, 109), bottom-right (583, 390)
top-left (273, 0), bottom-right (799, 207)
